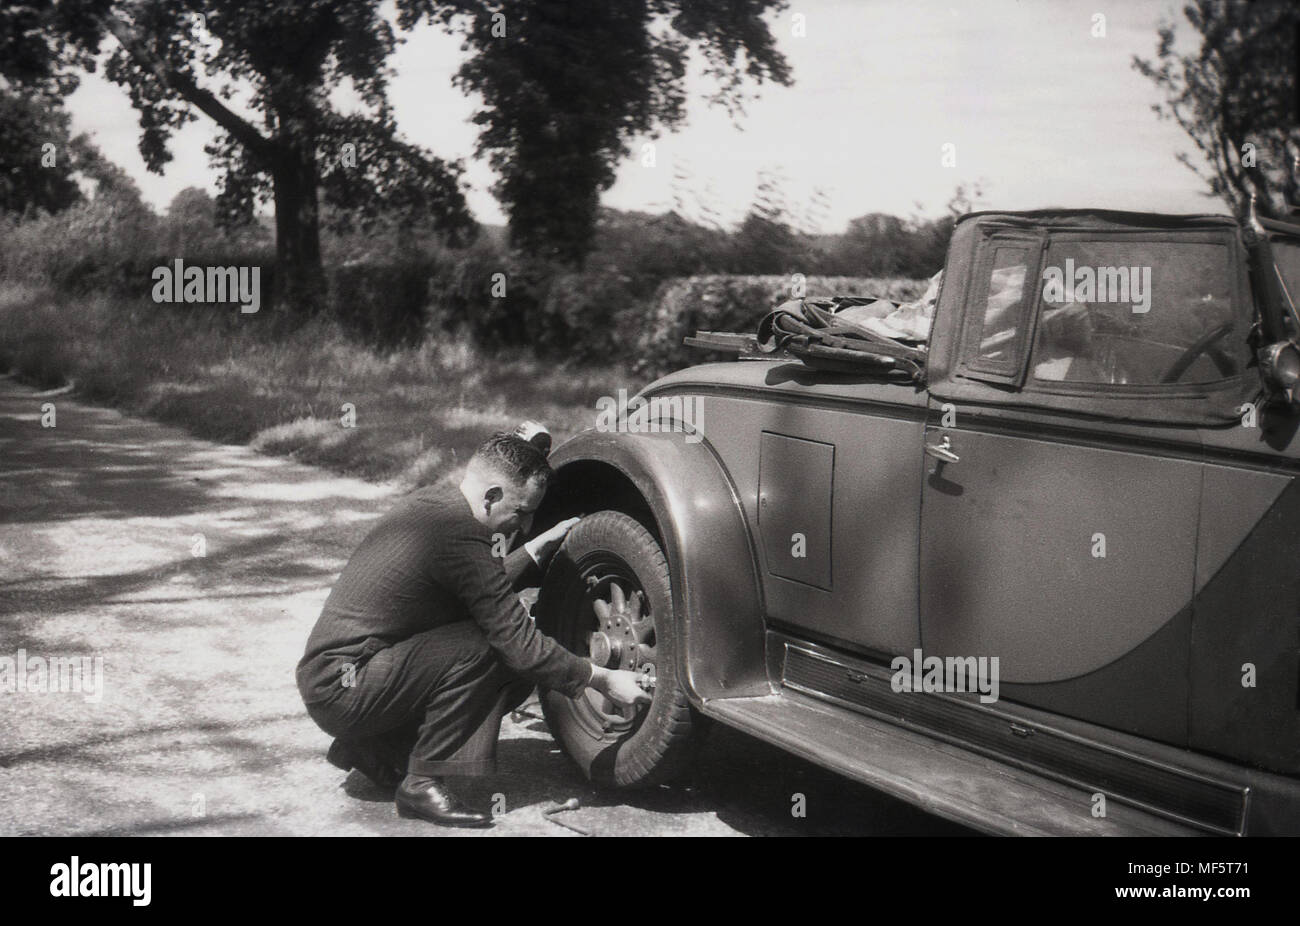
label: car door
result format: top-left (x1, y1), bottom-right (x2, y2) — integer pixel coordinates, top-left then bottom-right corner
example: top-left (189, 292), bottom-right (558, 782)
top-left (917, 229), bottom-right (1242, 746)
top-left (688, 380), bottom-right (928, 657)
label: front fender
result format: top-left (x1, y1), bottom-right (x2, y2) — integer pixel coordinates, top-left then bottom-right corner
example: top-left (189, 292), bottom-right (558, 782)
top-left (546, 429), bottom-right (770, 703)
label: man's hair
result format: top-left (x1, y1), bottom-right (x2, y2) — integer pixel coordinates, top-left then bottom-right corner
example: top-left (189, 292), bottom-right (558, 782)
top-left (471, 432), bottom-right (553, 488)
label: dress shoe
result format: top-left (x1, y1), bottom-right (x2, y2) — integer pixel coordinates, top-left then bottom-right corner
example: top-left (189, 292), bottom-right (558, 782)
top-left (395, 774), bottom-right (493, 828)
top-left (326, 738), bottom-right (402, 790)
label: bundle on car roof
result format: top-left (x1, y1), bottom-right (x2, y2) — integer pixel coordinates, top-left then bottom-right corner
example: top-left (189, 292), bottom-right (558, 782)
top-left (686, 271), bottom-right (940, 381)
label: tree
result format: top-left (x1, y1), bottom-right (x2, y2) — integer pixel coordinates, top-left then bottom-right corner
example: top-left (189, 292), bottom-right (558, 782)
top-left (728, 168), bottom-right (804, 273)
top-left (68, 134), bottom-right (150, 210)
top-left (452, 0), bottom-right (793, 263)
top-left (8, 1), bottom-right (476, 312)
top-left (0, 77), bottom-right (140, 220)
top-left (166, 185), bottom-right (214, 223)
top-left (11, 0), bottom-right (791, 306)
top-left (0, 2), bottom-right (98, 97)
top-left (163, 185), bottom-right (218, 251)
top-left (0, 89), bottom-right (84, 216)
top-left (1133, 1), bottom-right (1300, 219)
top-left (833, 213), bottom-right (908, 276)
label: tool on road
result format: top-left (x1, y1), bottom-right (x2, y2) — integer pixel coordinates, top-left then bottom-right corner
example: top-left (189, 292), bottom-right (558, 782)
top-left (543, 798), bottom-right (590, 836)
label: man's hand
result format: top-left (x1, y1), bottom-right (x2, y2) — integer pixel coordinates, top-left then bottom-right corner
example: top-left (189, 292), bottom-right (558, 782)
top-left (524, 516), bottom-right (581, 566)
top-left (588, 665), bottom-right (653, 707)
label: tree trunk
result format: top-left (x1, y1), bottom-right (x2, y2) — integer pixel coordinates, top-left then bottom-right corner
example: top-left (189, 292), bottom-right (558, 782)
top-left (271, 141), bottom-right (324, 314)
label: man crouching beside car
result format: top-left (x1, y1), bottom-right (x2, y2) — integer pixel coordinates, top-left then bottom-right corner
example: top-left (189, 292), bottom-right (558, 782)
top-left (296, 427), bottom-right (650, 827)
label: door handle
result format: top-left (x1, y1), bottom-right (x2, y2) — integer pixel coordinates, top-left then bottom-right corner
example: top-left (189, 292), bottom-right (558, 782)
top-left (925, 435), bottom-right (960, 464)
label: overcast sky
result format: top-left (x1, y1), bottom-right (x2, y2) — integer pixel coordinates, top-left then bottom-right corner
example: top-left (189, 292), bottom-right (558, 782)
top-left (64, 0), bottom-right (1216, 232)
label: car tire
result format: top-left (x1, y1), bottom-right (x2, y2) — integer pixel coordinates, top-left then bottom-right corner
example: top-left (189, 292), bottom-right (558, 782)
top-left (536, 510), bottom-right (698, 788)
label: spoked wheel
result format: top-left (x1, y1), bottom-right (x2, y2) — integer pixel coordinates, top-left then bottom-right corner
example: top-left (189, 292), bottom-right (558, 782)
top-left (574, 573), bottom-right (656, 734)
top-left (536, 510), bottom-right (698, 788)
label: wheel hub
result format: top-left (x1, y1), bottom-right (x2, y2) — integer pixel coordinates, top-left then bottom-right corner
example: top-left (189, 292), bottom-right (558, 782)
top-left (589, 631), bottom-right (621, 667)
top-left (582, 577), bottom-right (658, 723)
top-left (589, 597), bottom-right (640, 669)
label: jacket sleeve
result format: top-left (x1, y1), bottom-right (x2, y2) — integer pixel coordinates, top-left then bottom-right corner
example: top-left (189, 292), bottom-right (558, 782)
top-left (442, 531), bottom-right (592, 698)
top-left (502, 544), bottom-right (541, 591)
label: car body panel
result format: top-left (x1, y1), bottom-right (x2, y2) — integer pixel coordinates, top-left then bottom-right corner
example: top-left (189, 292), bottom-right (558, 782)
top-left (680, 385), bottom-right (926, 655)
top-left (757, 431), bottom-right (835, 591)
top-left (1189, 471), bottom-right (1300, 771)
top-left (545, 430), bottom-right (770, 701)
top-left (918, 401), bottom-right (1203, 745)
top-left (919, 418), bottom-right (1200, 685)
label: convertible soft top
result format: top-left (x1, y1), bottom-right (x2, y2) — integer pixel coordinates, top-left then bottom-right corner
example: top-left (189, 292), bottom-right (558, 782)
top-left (958, 208), bottom-right (1240, 230)
top-left (926, 209), bottom-right (1262, 428)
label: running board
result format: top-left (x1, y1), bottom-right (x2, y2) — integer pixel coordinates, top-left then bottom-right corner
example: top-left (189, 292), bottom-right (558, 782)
top-left (700, 691), bottom-right (1203, 836)
top-left (779, 643), bottom-right (1249, 834)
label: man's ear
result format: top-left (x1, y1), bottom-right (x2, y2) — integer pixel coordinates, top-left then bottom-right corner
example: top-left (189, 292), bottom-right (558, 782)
top-left (483, 485), bottom-right (504, 512)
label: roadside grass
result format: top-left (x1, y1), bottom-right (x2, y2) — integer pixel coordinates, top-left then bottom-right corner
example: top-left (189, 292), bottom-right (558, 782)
top-left (0, 282), bottom-right (631, 487)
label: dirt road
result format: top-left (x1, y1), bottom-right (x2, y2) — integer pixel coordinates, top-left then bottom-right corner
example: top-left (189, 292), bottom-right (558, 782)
top-left (0, 377), bottom-right (968, 836)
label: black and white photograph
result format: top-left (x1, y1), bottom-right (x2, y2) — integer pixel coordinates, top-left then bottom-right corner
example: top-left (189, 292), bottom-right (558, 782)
top-left (0, 0), bottom-right (1296, 902)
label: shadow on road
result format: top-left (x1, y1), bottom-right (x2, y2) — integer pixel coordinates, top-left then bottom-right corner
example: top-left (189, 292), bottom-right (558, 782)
top-left (474, 710), bottom-right (975, 836)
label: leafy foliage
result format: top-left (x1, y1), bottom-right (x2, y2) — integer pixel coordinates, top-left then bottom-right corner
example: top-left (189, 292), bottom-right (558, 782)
top-left (0, 0), bottom-right (100, 96)
top-left (451, 0), bottom-right (792, 262)
top-left (20, 0), bottom-right (476, 310)
top-left (1133, 1), bottom-right (1300, 218)
top-left (17, 0), bottom-right (793, 307)
top-left (0, 89), bottom-right (84, 216)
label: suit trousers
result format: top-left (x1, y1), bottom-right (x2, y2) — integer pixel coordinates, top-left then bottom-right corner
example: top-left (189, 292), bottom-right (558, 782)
top-left (305, 621), bottom-right (536, 778)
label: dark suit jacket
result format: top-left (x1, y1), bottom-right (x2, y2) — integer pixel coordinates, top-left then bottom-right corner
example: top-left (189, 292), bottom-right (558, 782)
top-left (296, 481), bottom-right (591, 704)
